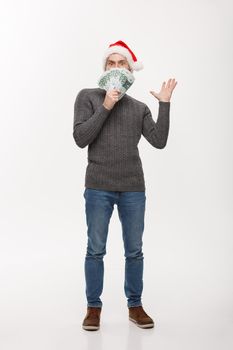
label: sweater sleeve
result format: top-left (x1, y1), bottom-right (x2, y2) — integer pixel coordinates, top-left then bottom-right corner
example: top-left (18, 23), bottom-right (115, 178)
top-left (73, 89), bottom-right (112, 148)
top-left (142, 101), bottom-right (170, 149)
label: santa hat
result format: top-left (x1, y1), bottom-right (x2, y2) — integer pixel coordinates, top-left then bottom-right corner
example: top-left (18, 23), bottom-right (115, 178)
top-left (103, 40), bottom-right (143, 72)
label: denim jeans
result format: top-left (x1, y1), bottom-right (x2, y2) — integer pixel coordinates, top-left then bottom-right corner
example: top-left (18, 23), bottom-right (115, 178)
top-left (83, 188), bottom-right (146, 308)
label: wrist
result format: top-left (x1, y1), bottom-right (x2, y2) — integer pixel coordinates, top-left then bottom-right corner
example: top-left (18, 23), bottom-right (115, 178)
top-left (103, 103), bottom-right (111, 110)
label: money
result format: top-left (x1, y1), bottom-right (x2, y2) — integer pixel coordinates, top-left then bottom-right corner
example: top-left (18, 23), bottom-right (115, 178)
top-left (97, 67), bottom-right (135, 100)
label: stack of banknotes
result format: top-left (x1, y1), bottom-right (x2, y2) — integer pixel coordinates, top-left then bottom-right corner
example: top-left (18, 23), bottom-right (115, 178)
top-left (97, 67), bottom-right (135, 100)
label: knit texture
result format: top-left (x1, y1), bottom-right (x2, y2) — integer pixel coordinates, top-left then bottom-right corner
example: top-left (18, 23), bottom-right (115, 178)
top-left (73, 88), bottom-right (170, 191)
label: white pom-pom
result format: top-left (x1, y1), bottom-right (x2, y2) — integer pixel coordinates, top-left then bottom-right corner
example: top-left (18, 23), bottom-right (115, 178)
top-left (132, 61), bottom-right (144, 71)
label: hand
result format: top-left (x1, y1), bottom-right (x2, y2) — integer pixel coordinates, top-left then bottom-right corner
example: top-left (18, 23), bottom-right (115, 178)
top-left (103, 88), bottom-right (121, 110)
top-left (150, 78), bottom-right (177, 102)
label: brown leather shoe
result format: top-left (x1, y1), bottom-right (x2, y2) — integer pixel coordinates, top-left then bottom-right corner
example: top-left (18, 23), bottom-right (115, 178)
top-left (82, 307), bottom-right (102, 331)
top-left (129, 306), bottom-right (154, 328)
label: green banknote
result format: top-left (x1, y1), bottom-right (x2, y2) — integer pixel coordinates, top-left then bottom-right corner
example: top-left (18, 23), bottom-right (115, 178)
top-left (97, 67), bottom-right (135, 100)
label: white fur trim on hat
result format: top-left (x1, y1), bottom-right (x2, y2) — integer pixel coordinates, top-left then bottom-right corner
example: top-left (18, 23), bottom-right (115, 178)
top-left (103, 46), bottom-right (143, 72)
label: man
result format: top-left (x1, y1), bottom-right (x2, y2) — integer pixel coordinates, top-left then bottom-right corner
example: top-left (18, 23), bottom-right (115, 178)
top-left (73, 40), bottom-right (177, 331)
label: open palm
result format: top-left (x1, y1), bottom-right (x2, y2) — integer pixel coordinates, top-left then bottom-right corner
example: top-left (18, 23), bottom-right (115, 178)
top-left (150, 78), bottom-right (177, 102)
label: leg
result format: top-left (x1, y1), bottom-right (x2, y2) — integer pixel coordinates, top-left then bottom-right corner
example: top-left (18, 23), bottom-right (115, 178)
top-left (117, 191), bottom-right (146, 308)
top-left (83, 188), bottom-right (115, 308)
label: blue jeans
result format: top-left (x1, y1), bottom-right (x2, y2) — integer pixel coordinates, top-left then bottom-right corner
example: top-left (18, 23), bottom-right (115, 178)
top-left (83, 188), bottom-right (146, 308)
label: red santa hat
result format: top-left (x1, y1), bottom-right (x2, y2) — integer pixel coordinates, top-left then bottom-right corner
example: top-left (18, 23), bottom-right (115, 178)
top-left (103, 40), bottom-right (143, 72)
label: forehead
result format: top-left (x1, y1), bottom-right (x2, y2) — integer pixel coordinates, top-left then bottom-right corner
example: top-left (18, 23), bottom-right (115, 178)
top-left (106, 53), bottom-right (127, 61)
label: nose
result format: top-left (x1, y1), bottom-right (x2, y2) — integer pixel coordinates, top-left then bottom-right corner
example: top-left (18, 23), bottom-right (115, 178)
top-left (112, 63), bottom-right (119, 68)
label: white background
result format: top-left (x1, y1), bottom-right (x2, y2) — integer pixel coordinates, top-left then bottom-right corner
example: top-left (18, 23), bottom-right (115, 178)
top-left (0, 0), bottom-right (233, 349)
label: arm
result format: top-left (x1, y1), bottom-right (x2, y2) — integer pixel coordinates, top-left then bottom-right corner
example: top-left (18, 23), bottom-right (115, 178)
top-left (73, 89), bottom-right (112, 148)
top-left (142, 101), bottom-right (170, 149)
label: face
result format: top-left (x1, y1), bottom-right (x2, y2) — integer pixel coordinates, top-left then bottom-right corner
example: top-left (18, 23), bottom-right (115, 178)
top-left (105, 53), bottom-right (132, 72)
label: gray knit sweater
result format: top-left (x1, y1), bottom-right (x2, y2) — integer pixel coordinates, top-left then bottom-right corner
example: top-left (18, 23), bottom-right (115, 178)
top-left (73, 88), bottom-right (170, 191)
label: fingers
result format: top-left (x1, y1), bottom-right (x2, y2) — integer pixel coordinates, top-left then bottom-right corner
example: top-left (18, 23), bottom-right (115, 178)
top-left (167, 79), bottom-right (171, 88)
top-left (107, 89), bottom-right (120, 100)
top-left (163, 78), bottom-right (177, 90)
top-left (105, 89), bottom-right (120, 105)
top-left (107, 88), bottom-right (120, 95)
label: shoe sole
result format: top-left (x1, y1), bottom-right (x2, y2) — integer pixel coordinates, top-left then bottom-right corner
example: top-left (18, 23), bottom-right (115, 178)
top-left (82, 325), bottom-right (100, 331)
top-left (129, 317), bottom-right (154, 328)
